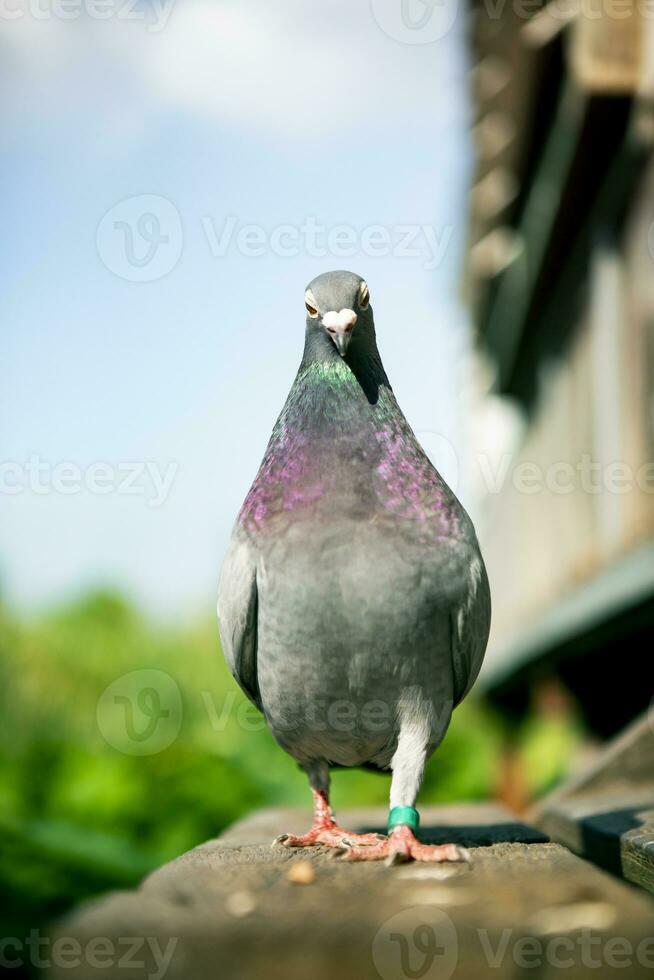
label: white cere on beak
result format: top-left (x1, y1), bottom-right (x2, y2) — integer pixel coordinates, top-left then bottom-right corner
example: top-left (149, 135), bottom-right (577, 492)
top-left (322, 309), bottom-right (358, 331)
top-left (322, 309), bottom-right (358, 356)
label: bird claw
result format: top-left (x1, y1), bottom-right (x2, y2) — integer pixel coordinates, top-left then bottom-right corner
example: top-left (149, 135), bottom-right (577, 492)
top-left (338, 827), bottom-right (471, 864)
top-left (385, 849), bottom-right (410, 867)
top-left (272, 825), bottom-right (385, 851)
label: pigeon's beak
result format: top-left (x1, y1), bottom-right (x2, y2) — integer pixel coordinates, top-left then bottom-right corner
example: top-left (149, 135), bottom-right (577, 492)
top-left (322, 309), bottom-right (357, 357)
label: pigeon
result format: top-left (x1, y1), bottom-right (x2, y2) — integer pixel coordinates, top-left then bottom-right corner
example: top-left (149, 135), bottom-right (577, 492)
top-left (217, 271), bottom-right (490, 862)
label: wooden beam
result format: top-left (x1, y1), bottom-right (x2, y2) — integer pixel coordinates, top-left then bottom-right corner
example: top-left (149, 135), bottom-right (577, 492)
top-left (482, 80), bottom-right (587, 391)
top-left (49, 804), bottom-right (654, 979)
top-left (534, 715), bottom-right (654, 893)
top-left (481, 539), bottom-right (654, 690)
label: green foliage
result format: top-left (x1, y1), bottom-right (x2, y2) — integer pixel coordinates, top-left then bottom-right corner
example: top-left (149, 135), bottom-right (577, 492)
top-left (517, 710), bottom-right (584, 798)
top-left (0, 590), bottom-right (508, 939)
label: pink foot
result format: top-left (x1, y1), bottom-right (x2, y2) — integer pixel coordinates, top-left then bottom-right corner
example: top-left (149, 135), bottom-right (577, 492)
top-left (274, 824), bottom-right (384, 849)
top-left (273, 788), bottom-right (384, 851)
top-left (338, 825), bottom-right (470, 864)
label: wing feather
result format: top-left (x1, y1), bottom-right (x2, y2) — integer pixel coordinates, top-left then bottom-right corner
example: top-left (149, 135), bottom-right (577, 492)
top-left (217, 535), bottom-right (262, 709)
top-left (449, 550), bottom-right (491, 707)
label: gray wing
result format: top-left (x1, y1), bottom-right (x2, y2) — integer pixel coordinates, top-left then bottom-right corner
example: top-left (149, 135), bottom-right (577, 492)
top-left (449, 547), bottom-right (491, 707)
top-left (217, 534), bottom-right (262, 709)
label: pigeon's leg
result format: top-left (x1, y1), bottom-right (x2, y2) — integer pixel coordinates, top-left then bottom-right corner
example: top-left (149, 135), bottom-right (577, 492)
top-left (340, 725), bottom-right (469, 864)
top-left (274, 761), bottom-right (384, 850)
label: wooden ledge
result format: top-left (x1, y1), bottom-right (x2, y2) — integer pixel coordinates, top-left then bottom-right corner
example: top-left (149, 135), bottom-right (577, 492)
top-left (48, 803), bottom-right (654, 980)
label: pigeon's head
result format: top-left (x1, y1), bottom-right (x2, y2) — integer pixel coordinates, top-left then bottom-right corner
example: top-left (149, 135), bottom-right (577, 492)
top-left (304, 270), bottom-right (372, 358)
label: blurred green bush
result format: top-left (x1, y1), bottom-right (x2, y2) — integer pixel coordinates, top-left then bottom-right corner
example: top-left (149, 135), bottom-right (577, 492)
top-left (0, 589), bottom-right (578, 939)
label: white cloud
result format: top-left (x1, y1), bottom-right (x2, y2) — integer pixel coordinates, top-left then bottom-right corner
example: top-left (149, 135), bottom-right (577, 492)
top-left (1, 0), bottom-right (465, 140)
top-left (142, 0), bottom-right (433, 134)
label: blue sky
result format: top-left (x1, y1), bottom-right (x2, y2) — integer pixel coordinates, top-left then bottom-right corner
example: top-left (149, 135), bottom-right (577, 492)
top-left (1, 0), bottom-right (473, 618)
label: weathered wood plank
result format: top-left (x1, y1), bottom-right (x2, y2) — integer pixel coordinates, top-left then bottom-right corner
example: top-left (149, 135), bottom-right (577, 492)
top-left (47, 804), bottom-right (654, 980)
top-left (623, 810), bottom-right (654, 894)
top-left (534, 714), bottom-right (654, 892)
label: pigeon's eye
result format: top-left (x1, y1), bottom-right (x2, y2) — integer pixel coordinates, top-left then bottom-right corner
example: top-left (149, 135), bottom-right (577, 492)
top-left (304, 290), bottom-right (319, 318)
top-left (358, 282), bottom-right (370, 311)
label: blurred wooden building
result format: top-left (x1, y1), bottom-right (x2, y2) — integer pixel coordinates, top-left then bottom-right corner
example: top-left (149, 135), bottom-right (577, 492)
top-left (466, 0), bottom-right (654, 738)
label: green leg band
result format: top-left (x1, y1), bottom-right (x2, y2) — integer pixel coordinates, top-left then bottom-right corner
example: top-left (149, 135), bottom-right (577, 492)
top-left (388, 805), bottom-right (420, 833)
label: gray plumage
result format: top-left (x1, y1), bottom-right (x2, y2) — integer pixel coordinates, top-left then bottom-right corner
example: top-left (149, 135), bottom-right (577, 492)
top-left (218, 270), bottom-right (490, 821)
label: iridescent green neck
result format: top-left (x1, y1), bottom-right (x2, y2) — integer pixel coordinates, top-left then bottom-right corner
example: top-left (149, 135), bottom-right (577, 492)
top-left (302, 359), bottom-right (354, 384)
